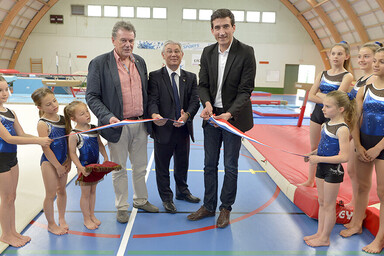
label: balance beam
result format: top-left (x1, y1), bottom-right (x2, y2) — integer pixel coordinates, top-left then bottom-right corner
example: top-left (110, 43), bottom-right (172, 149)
top-left (42, 79), bottom-right (82, 97)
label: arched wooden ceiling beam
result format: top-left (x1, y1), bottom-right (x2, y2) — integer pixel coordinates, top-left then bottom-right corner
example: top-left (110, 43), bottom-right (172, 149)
top-left (9, 0), bottom-right (59, 69)
top-left (0, 0), bottom-right (29, 42)
top-left (35, 0), bottom-right (50, 6)
top-left (377, 0), bottom-right (384, 13)
top-left (306, 0), bottom-right (342, 43)
top-left (280, 0), bottom-right (330, 69)
top-left (337, 0), bottom-right (369, 43)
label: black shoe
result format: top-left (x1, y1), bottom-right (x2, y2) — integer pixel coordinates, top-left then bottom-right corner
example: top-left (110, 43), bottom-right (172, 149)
top-left (176, 194), bottom-right (201, 203)
top-left (163, 201), bottom-right (177, 213)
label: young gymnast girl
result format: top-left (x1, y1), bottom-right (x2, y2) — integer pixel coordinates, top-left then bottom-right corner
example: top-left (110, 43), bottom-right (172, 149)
top-left (31, 88), bottom-right (71, 235)
top-left (0, 77), bottom-right (51, 247)
top-left (303, 90), bottom-right (356, 247)
top-left (344, 42), bottom-right (381, 209)
top-left (301, 41), bottom-right (354, 187)
top-left (340, 47), bottom-right (384, 254)
top-left (64, 101), bottom-right (108, 230)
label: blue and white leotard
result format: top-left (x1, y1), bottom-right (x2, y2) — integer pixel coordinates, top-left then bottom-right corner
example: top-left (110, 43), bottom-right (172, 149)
top-left (318, 121), bottom-right (348, 157)
top-left (0, 108), bottom-right (17, 153)
top-left (349, 75), bottom-right (372, 99)
top-left (73, 125), bottom-right (99, 166)
top-left (319, 71), bottom-right (350, 95)
top-left (40, 115), bottom-right (67, 165)
top-left (361, 84), bottom-right (384, 137)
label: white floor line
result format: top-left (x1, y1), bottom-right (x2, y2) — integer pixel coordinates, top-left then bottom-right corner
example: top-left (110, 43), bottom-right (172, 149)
top-left (116, 149), bottom-right (155, 256)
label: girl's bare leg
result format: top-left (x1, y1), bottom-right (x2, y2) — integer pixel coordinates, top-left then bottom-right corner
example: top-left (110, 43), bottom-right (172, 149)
top-left (363, 160), bottom-right (384, 254)
top-left (0, 165), bottom-right (28, 247)
top-left (300, 121), bottom-right (321, 187)
top-left (41, 162), bottom-right (67, 235)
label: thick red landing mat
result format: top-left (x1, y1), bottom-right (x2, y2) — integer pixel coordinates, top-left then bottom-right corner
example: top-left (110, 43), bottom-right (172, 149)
top-left (246, 124), bottom-right (380, 235)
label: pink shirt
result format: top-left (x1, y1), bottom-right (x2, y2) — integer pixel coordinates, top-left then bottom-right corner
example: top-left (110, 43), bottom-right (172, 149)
top-left (114, 50), bottom-right (143, 118)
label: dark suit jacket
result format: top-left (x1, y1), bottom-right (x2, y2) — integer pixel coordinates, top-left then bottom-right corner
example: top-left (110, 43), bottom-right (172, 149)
top-left (198, 38), bottom-right (256, 132)
top-left (86, 50), bottom-right (149, 143)
top-left (148, 67), bottom-right (200, 144)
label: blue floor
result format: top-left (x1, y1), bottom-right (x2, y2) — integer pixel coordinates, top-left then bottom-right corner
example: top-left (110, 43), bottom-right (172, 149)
top-left (2, 96), bottom-right (376, 256)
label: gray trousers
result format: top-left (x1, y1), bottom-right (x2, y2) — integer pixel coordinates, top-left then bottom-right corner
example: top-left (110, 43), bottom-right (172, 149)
top-left (108, 123), bottom-right (148, 211)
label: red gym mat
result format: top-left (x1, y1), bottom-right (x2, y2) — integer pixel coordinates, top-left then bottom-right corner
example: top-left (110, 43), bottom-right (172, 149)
top-left (251, 100), bottom-right (287, 105)
top-left (253, 109), bottom-right (300, 117)
top-left (245, 124), bottom-right (380, 234)
top-left (252, 91), bottom-right (272, 97)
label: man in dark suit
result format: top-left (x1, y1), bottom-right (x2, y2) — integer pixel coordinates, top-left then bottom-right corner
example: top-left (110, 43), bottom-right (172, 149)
top-left (148, 40), bottom-right (200, 213)
top-left (86, 21), bottom-right (159, 224)
top-left (187, 9), bottom-right (256, 228)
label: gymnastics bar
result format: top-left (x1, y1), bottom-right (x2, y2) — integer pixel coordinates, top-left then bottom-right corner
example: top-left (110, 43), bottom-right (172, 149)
top-left (295, 82), bottom-right (312, 127)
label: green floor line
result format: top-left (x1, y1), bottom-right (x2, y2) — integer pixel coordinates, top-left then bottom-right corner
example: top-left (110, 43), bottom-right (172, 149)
top-left (124, 250), bottom-right (380, 255)
top-left (3, 250), bottom-right (114, 255)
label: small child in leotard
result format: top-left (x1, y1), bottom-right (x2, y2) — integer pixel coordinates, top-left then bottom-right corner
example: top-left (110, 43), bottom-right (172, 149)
top-left (301, 41), bottom-right (354, 187)
top-left (303, 90), bottom-right (356, 247)
top-left (64, 101), bottom-right (108, 230)
top-left (0, 77), bottom-right (51, 247)
top-left (31, 88), bottom-right (71, 235)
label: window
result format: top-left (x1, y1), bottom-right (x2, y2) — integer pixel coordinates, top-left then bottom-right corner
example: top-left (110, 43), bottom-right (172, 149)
top-left (232, 10), bottom-right (244, 22)
top-left (137, 7), bottom-right (150, 18)
top-left (71, 5), bottom-right (85, 15)
top-left (246, 11), bottom-right (260, 22)
top-left (153, 7), bottom-right (166, 19)
top-left (199, 9), bottom-right (212, 21)
top-left (183, 9), bottom-right (197, 20)
top-left (120, 6), bottom-right (134, 17)
top-left (298, 65), bottom-right (316, 84)
top-left (87, 5), bottom-right (101, 17)
top-left (104, 6), bottom-right (118, 17)
top-left (262, 12), bottom-right (276, 23)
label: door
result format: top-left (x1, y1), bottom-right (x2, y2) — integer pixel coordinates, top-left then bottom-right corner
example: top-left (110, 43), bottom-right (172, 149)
top-left (283, 64), bottom-right (299, 94)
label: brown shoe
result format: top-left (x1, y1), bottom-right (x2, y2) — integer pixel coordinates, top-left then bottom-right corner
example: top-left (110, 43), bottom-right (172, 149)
top-left (187, 206), bottom-right (215, 221)
top-left (216, 208), bottom-right (230, 228)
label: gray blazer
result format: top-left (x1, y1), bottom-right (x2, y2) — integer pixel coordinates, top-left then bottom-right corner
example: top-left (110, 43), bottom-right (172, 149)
top-left (86, 50), bottom-right (149, 143)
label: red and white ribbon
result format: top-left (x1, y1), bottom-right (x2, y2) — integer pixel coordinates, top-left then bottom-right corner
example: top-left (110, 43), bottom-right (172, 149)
top-left (53, 118), bottom-right (182, 139)
top-left (208, 117), bottom-right (306, 158)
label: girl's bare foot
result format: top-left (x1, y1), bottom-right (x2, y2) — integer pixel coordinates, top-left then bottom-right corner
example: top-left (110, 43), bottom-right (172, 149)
top-left (339, 226), bottom-right (362, 237)
top-left (0, 235), bottom-right (27, 247)
top-left (305, 237), bottom-right (330, 247)
top-left (59, 219), bottom-right (69, 230)
top-left (91, 215), bottom-right (101, 226)
top-left (48, 223), bottom-right (68, 235)
top-left (304, 233), bottom-right (320, 241)
top-left (84, 219), bottom-right (98, 230)
top-left (362, 239), bottom-right (384, 254)
top-left (14, 232), bottom-right (31, 243)
top-left (343, 222), bottom-right (352, 229)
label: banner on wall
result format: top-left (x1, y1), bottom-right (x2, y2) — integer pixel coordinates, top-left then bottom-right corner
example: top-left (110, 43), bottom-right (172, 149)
top-left (137, 41), bottom-right (213, 51)
top-left (192, 54), bottom-right (201, 66)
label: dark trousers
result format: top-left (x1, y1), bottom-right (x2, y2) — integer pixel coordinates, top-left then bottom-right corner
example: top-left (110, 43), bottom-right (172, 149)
top-left (154, 126), bottom-right (191, 202)
top-left (203, 124), bottom-right (242, 212)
